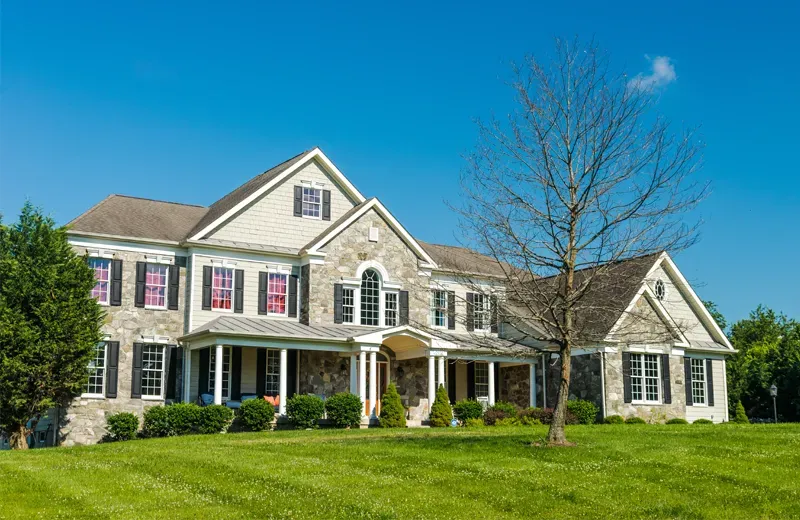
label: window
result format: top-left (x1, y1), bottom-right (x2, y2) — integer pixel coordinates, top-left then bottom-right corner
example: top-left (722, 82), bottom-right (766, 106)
top-left (360, 269), bottom-right (380, 326)
top-left (691, 358), bottom-right (707, 405)
top-left (212, 267), bottom-right (234, 310)
top-left (342, 288), bottom-right (355, 324)
top-left (302, 187), bottom-right (322, 218)
top-left (474, 362), bottom-right (489, 399)
top-left (89, 258), bottom-right (111, 305)
top-left (630, 353), bottom-right (660, 403)
top-left (384, 292), bottom-right (398, 327)
top-left (265, 350), bottom-right (280, 396)
top-left (654, 279), bottom-right (666, 301)
top-left (85, 342), bottom-right (106, 396)
top-left (431, 290), bottom-right (447, 328)
top-left (473, 293), bottom-right (489, 331)
top-left (144, 264), bottom-right (168, 309)
top-left (209, 346), bottom-right (231, 400)
top-left (141, 345), bottom-right (165, 398)
top-left (267, 273), bottom-right (288, 315)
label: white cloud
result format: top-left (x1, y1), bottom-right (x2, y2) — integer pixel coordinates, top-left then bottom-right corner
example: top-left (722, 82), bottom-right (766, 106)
top-left (628, 55), bottom-right (677, 92)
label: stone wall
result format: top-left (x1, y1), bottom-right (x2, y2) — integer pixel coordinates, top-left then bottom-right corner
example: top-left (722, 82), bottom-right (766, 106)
top-left (540, 353), bottom-right (602, 412)
top-left (393, 358), bottom-right (429, 421)
top-left (298, 351), bottom-right (350, 396)
top-left (499, 365), bottom-right (530, 409)
top-left (60, 248), bottom-right (187, 446)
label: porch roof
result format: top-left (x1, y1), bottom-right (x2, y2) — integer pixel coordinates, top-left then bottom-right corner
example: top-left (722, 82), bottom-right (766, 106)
top-left (180, 316), bottom-right (389, 344)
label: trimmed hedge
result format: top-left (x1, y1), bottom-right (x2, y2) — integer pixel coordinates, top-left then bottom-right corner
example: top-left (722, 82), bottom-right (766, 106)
top-left (105, 412), bottom-right (138, 441)
top-left (379, 384), bottom-right (406, 428)
top-left (239, 398), bottom-right (276, 431)
top-left (326, 392), bottom-right (363, 429)
top-left (198, 405), bottom-right (234, 434)
top-left (625, 416), bottom-right (646, 424)
top-left (693, 418), bottom-right (713, 425)
top-left (429, 385), bottom-right (453, 427)
top-left (167, 403), bottom-right (202, 435)
top-left (453, 399), bottom-right (484, 423)
top-left (142, 403), bottom-right (233, 437)
top-left (286, 394), bottom-right (325, 429)
top-left (566, 399), bottom-right (599, 425)
top-left (604, 415), bottom-right (625, 424)
top-left (142, 406), bottom-right (172, 437)
top-left (665, 417), bottom-right (689, 425)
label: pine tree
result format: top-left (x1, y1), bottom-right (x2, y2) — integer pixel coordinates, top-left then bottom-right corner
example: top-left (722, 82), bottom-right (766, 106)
top-left (429, 384), bottom-right (453, 427)
top-left (379, 383), bottom-right (406, 428)
top-left (733, 401), bottom-right (749, 424)
top-left (0, 204), bottom-right (104, 449)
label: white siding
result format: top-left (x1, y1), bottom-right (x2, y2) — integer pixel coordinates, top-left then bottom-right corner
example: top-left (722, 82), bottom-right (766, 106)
top-left (685, 358), bottom-right (727, 423)
top-left (647, 265), bottom-right (715, 343)
top-left (208, 160), bottom-right (358, 249)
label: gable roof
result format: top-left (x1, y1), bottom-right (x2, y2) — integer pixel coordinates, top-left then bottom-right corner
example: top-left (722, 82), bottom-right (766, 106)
top-left (67, 195), bottom-right (208, 243)
top-left (418, 241), bottom-right (512, 277)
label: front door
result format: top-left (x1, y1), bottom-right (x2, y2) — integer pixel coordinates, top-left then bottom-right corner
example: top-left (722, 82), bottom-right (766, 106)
top-left (365, 361), bottom-right (388, 415)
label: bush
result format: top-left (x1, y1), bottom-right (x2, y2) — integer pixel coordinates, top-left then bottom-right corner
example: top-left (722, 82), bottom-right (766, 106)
top-left (693, 418), bottom-right (713, 425)
top-left (483, 409), bottom-right (508, 426)
top-left (515, 407), bottom-right (579, 425)
top-left (429, 385), bottom-right (453, 427)
top-left (286, 394), bottom-right (325, 429)
top-left (327, 392), bottom-right (364, 429)
top-left (517, 408), bottom-right (543, 426)
top-left (487, 401), bottom-right (518, 417)
top-left (665, 417), bottom-right (689, 425)
top-left (604, 415), bottom-right (625, 424)
top-left (239, 398), bottom-right (276, 431)
top-left (453, 399), bottom-right (484, 423)
top-left (464, 418), bottom-right (485, 428)
top-left (142, 406), bottom-right (173, 437)
top-left (494, 417), bottom-right (520, 427)
top-left (167, 403), bottom-right (202, 435)
top-left (733, 401), bottom-right (749, 424)
top-left (198, 405), bottom-right (234, 434)
top-left (625, 416), bottom-right (646, 424)
top-left (566, 399), bottom-right (599, 425)
top-left (378, 384), bottom-right (406, 428)
top-left (105, 412), bottom-right (138, 441)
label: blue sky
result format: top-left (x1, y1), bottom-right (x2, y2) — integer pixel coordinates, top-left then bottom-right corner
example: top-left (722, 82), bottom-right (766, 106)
top-left (1, 1), bottom-right (798, 324)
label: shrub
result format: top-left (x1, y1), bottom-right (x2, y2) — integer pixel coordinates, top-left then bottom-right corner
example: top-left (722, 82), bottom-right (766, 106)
top-left (453, 399), bottom-right (484, 422)
top-left (167, 403), bottom-right (202, 435)
top-left (142, 406), bottom-right (173, 437)
top-left (665, 417), bottom-right (689, 425)
top-left (105, 412), bottom-right (138, 441)
top-left (327, 392), bottom-right (364, 429)
top-left (378, 384), bottom-right (406, 428)
top-left (429, 385), bottom-right (453, 427)
top-left (239, 398), bottom-right (276, 431)
top-left (625, 416), bottom-right (646, 424)
top-left (604, 415), bottom-right (625, 424)
top-left (198, 405), bottom-right (234, 434)
top-left (464, 417), bottom-right (485, 428)
top-left (693, 418), bottom-right (713, 425)
top-left (566, 399), bottom-right (599, 425)
top-left (494, 417), bottom-right (520, 427)
top-left (516, 407), bottom-right (579, 425)
top-left (286, 394), bottom-right (325, 429)
top-left (487, 401), bottom-right (518, 417)
top-left (733, 401), bottom-right (749, 424)
top-left (517, 408), bottom-right (542, 426)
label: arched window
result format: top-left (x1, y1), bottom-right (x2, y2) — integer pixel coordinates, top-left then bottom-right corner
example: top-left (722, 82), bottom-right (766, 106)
top-left (360, 269), bottom-right (381, 326)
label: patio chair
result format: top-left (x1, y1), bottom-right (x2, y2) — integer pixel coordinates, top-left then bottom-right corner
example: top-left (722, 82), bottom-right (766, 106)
top-left (197, 393), bottom-right (214, 407)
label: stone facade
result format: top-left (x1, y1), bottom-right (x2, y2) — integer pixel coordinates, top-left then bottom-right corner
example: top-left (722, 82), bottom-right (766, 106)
top-left (540, 353), bottom-right (602, 412)
top-left (298, 351), bottom-right (350, 396)
top-left (499, 365), bottom-right (530, 409)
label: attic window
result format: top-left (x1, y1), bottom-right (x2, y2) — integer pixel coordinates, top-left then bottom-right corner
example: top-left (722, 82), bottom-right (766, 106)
top-left (654, 279), bottom-right (666, 301)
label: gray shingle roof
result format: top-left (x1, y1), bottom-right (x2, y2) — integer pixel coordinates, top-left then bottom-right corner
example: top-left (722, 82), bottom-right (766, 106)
top-left (182, 315), bottom-right (386, 342)
top-left (418, 241), bottom-right (511, 277)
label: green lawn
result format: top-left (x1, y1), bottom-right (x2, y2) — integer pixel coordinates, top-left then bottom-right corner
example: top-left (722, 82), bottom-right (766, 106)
top-left (1, 425), bottom-right (799, 519)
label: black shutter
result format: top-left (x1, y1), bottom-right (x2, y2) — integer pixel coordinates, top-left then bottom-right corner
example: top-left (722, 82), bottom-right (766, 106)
top-left (174, 346), bottom-right (184, 403)
top-left (256, 349), bottom-right (267, 397)
top-left (684, 358), bottom-right (693, 406)
top-left (163, 345), bottom-right (175, 400)
top-left (202, 266), bottom-right (212, 310)
top-left (199, 348), bottom-right (210, 395)
top-left (490, 295), bottom-right (498, 333)
top-left (622, 352), bottom-right (632, 404)
top-left (494, 362), bottom-right (500, 403)
top-left (231, 347), bottom-right (242, 400)
top-left (105, 341), bottom-right (119, 398)
top-left (466, 293), bottom-right (475, 332)
top-left (448, 360), bottom-right (456, 403)
top-left (399, 290), bottom-right (409, 325)
top-left (447, 291), bottom-right (456, 330)
top-left (234, 269), bottom-right (244, 313)
top-left (288, 274), bottom-right (298, 318)
top-left (293, 186), bottom-right (303, 217)
top-left (110, 259), bottom-right (123, 306)
top-left (706, 359), bottom-right (715, 406)
top-left (333, 283), bottom-right (343, 324)
top-left (287, 350), bottom-right (298, 398)
top-left (300, 265), bottom-right (310, 325)
top-left (168, 264), bottom-right (180, 310)
top-left (322, 190), bottom-right (331, 221)
top-left (134, 262), bottom-right (146, 308)
top-left (661, 354), bottom-right (671, 404)
top-left (131, 343), bottom-right (143, 398)
top-left (258, 272), bottom-right (268, 315)
top-left (467, 362), bottom-right (476, 399)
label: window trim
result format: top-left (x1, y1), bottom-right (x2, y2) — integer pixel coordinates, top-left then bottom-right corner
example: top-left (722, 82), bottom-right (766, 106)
top-left (211, 266), bottom-right (234, 313)
top-left (654, 279), bottom-right (666, 301)
top-left (301, 186), bottom-right (322, 220)
top-left (209, 346), bottom-right (232, 402)
top-left (690, 358), bottom-right (707, 407)
top-left (265, 349), bottom-right (281, 397)
top-left (630, 353), bottom-right (662, 404)
top-left (384, 291), bottom-right (398, 327)
top-left (266, 272), bottom-right (289, 317)
top-left (431, 290), bottom-right (448, 329)
top-left (474, 361), bottom-right (489, 399)
top-left (144, 263), bottom-right (169, 311)
top-left (82, 342), bottom-right (107, 399)
top-left (140, 344), bottom-right (165, 400)
top-left (472, 293), bottom-right (491, 332)
top-left (89, 258), bottom-right (111, 306)
top-left (342, 287), bottom-right (355, 324)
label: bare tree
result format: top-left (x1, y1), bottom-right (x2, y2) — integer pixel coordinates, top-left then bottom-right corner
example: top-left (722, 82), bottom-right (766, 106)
top-left (452, 38), bottom-right (707, 445)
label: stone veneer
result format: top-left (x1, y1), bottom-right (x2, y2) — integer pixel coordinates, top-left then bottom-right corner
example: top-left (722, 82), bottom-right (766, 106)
top-left (59, 248), bottom-right (187, 446)
top-left (499, 365), bottom-right (531, 409)
top-left (298, 351), bottom-right (350, 396)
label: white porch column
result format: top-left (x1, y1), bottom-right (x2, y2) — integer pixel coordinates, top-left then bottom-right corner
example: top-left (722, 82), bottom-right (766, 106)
top-left (437, 356), bottom-right (445, 390)
top-left (213, 344), bottom-right (223, 405)
top-left (529, 363), bottom-right (537, 408)
top-left (279, 349), bottom-right (288, 416)
top-left (488, 361), bottom-right (496, 406)
top-left (369, 351), bottom-right (377, 418)
top-left (359, 352), bottom-right (367, 415)
top-left (349, 354), bottom-right (357, 394)
top-left (427, 355), bottom-right (436, 411)
top-left (542, 355), bottom-right (548, 408)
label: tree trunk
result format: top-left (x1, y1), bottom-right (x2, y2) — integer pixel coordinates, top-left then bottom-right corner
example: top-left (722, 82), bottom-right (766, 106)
top-left (546, 345), bottom-right (572, 445)
top-left (9, 424), bottom-right (29, 450)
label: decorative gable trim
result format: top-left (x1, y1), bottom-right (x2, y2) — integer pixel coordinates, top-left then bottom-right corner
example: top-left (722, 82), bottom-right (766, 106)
top-left (188, 148), bottom-right (366, 241)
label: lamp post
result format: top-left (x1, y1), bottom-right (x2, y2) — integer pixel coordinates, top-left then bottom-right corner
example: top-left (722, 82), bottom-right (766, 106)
top-left (769, 384), bottom-right (778, 423)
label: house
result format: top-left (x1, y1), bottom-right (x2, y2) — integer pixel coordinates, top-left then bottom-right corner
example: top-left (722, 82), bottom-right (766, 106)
top-left (60, 148), bottom-right (733, 445)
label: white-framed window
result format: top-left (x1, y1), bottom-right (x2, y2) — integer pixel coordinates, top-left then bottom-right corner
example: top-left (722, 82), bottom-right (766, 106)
top-left (84, 342), bottom-right (106, 397)
top-left (691, 358), bottom-right (707, 405)
top-left (384, 292), bottom-right (398, 327)
top-left (266, 349), bottom-right (280, 396)
top-left (474, 362), bottom-right (489, 399)
top-left (267, 273), bottom-right (288, 315)
top-left (144, 264), bottom-right (168, 309)
top-left (212, 266), bottom-right (234, 311)
top-left (209, 346), bottom-right (231, 401)
top-left (472, 293), bottom-right (490, 331)
top-left (141, 345), bottom-right (165, 399)
top-left (342, 288), bottom-right (355, 324)
top-left (89, 258), bottom-right (111, 305)
top-left (654, 279), bottom-right (666, 301)
top-left (431, 290), bottom-right (447, 328)
top-left (630, 353), bottom-right (661, 403)
top-left (302, 187), bottom-right (322, 218)
top-left (360, 269), bottom-right (381, 326)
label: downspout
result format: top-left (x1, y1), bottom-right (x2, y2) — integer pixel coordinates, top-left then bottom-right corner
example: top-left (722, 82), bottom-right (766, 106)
top-left (599, 352), bottom-right (606, 419)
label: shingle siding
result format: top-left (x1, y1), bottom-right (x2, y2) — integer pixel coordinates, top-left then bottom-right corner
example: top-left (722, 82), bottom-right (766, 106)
top-left (647, 265), bottom-right (716, 343)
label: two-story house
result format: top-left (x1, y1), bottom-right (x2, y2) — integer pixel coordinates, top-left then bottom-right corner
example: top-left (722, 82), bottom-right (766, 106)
top-left (60, 148), bottom-right (733, 446)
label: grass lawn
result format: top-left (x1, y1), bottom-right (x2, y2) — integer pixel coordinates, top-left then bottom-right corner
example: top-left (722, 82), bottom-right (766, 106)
top-left (1, 424), bottom-right (799, 519)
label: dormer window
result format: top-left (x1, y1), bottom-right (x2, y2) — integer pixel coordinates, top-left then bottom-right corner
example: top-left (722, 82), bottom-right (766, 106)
top-left (302, 187), bottom-right (322, 218)
top-left (654, 279), bottom-right (666, 301)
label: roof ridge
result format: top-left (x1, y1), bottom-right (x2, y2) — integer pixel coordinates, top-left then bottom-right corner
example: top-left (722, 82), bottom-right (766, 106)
top-left (107, 194), bottom-right (207, 209)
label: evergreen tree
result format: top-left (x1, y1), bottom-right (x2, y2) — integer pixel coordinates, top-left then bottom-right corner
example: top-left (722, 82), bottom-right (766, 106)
top-left (379, 383), bottom-right (406, 428)
top-left (429, 384), bottom-right (453, 427)
top-left (733, 401), bottom-right (749, 424)
top-left (0, 204), bottom-right (104, 449)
